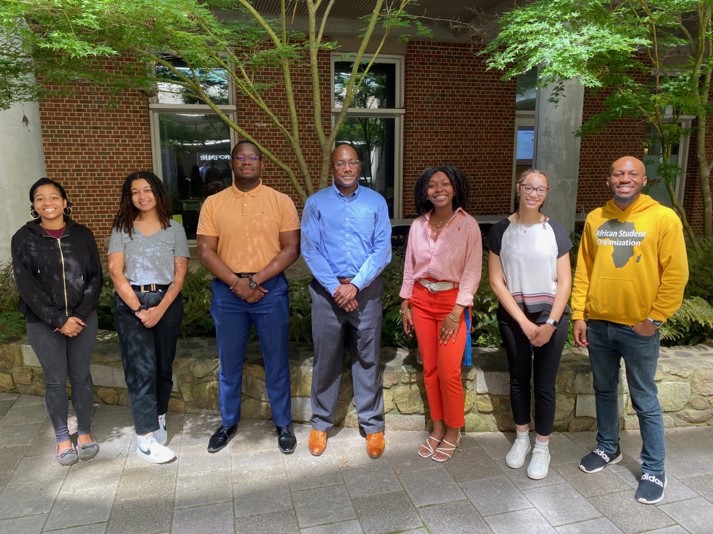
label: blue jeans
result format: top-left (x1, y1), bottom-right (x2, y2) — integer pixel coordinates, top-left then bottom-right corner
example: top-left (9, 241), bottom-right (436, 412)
top-left (587, 320), bottom-right (664, 475)
top-left (210, 274), bottom-right (292, 428)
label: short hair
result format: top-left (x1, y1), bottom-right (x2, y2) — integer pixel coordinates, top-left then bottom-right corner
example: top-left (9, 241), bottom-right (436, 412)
top-left (331, 143), bottom-right (360, 165)
top-left (413, 166), bottom-right (469, 216)
top-left (231, 140), bottom-right (262, 160)
top-left (112, 171), bottom-right (172, 238)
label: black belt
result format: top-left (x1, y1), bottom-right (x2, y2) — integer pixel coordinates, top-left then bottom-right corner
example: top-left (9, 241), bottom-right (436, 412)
top-left (234, 272), bottom-right (256, 278)
top-left (131, 284), bottom-right (169, 293)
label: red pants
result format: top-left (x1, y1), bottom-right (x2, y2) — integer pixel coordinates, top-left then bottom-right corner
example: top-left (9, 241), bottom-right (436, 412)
top-left (410, 283), bottom-right (466, 428)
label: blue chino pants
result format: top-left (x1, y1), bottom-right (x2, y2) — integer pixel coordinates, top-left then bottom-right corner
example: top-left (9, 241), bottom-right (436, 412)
top-left (210, 274), bottom-right (292, 428)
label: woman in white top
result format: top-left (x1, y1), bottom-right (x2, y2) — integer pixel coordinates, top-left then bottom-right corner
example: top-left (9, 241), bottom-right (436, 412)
top-left (108, 171), bottom-right (189, 464)
top-left (486, 169), bottom-right (572, 480)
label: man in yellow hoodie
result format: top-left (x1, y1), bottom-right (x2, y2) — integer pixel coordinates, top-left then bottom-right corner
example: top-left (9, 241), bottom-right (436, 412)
top-left (572, 156), bottom-right (688, 505)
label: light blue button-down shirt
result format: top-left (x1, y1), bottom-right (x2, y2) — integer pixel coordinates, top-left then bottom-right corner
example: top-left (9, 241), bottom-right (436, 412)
top-left (301, 184), bottom-right (392, 295)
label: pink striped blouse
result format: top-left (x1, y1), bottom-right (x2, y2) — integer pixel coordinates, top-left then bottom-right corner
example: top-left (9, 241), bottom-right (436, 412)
top-left (399, 208), bottom-right (483, 306)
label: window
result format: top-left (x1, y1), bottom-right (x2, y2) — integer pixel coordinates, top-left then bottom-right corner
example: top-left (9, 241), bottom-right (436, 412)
top-left (332, 55), bottom-right (404, 218)
top-left (150, 58), bottom-right (235, 238)
top-left (643, 121), bottom-right (690, 208)
top-left (511, 69), bottom-right (537, 210)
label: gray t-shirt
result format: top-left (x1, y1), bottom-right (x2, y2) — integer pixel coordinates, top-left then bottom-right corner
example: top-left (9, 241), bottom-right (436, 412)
top-left (108, 220), bottom-right (189, 285)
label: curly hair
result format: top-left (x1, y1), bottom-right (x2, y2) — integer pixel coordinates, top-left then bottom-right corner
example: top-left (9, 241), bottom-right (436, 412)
top-left (413, 166), bottom-right (469, 216)
top-left (29, 177), bottom-right (72, 220)
top-left (112, 171), bottom-right (172, 238)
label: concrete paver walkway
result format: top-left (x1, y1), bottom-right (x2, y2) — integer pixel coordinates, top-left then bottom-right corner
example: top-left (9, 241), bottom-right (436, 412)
top-left (0, 392), bottom-right (712, 533)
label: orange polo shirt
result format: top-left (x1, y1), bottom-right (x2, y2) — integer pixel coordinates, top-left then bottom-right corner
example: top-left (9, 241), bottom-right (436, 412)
top-left (197, 181), bottom-right (300, 273)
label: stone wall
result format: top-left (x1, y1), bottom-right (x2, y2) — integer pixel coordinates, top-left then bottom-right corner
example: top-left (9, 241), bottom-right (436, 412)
top-left (1, 333), bottom-right (712, 431)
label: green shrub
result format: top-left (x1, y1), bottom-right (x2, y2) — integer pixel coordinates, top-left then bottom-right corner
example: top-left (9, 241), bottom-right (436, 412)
top-left (0, 263), bottom-right (25, 342)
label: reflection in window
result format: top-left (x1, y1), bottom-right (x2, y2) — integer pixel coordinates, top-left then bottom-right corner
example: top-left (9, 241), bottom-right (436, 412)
top-left (158, 113), bottom-right (231, 238)
top-left (334, 62), bottom-right (396, 110)
top-left (516, 68), bottom-right (537, 111)
top-left (643, 123), bottom-right (689, 208)
top-left (336, 117), bottom-right (396, 216)
top-left (156, 58), bottom-right (229, 105)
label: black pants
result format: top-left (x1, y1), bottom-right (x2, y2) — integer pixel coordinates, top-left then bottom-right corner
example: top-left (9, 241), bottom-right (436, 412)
top-left (497, 306), bottom-right (569, 436)
top-left (26, 312), bottom-right (98, 442)
top-left (114, 290), bottom-right (183, 434)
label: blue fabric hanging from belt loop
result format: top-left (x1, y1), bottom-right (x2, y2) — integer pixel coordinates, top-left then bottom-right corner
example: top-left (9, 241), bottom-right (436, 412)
top-left (463, 307), bottom-right (472, 366)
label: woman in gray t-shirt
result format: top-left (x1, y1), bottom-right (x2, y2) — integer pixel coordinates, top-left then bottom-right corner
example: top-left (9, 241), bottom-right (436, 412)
top-left (108, 171), bottom-right (189, 464)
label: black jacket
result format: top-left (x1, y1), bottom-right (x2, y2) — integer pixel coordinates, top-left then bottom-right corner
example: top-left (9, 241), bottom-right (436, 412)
top-left (11, 218), bottom-right (103, 328)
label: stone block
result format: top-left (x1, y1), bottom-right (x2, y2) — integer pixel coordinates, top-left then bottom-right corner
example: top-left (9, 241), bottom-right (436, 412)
top-left (568, 417), bottom-right (596, 432)
top-left (90, 363), bottom-right (127, 389)
top-left (243, 362), bottom-right (266, 380)
top-left (575, 394), bottom-right (596, 418)
top-left (190, 358), bottom-right (218, 379)
top-left (242, 374), bottom-right (268, 401)
top-left (677, 408), bottom-right (713, 424)
top-left (21, 344), bottom-right (39, 367)
top-left (384, 413), bottom-right (425, 431)
top-left (692, 369), bottom-right (713, 396)
top-left (392, 384), bottom-right (424, 415)
top-left (241, 398), bottom-right (272, 419)
top-left (179, 384), bottom-right (194, 402)
top-left (659, 381), bottom-right (691, 412)
top-left (475, 370), bottom-right (509, 395)
top-left (475, 394), bottom-right (494, 414)
top-left (400, 369), bottom-right (418, 385)
top-left (13, 366), bottom-right (32, 385)
top-left (383, 389), bottom-right (394, 414)
top-left (382, 369), bottom-right (401, 388)
top-left (464, 412), bottom-right (499, 432)
top-left (0, 372), bottom-right (15, 392)
top-left (0, 345), bottom-right (14, 371)
top-left (96, 387), bottom-right (119, 405)
top-left (568, 371), bottom-right (594, 394)
top-left (463, 390), bottom-right (474, 413)
top-left (688, 396), bottom-right (710, 410)
top-left (622, 414), bottom-right (639, 430)
top-left (191, 380), bottom-right (219, 410)
top-left (554, 394), bottom-right (575, 420)
top-left (291, 396), bottom-right (312, 423)
top-left (167, 398), bottom-right (185, 413)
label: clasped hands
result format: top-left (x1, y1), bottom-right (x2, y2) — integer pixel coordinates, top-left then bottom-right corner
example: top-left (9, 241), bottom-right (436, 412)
top-left (333, 283), bottom-right (358, 313)
top-left (230, 277), bottom-right (267, 303)
top-left (56, 316), bottom-right (86, 337)
top-left (522, 321), bottom-right (555, 347)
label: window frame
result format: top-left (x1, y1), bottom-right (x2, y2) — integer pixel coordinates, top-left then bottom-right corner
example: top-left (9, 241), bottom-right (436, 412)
top-left (331, 53), bottom-right (405, 218)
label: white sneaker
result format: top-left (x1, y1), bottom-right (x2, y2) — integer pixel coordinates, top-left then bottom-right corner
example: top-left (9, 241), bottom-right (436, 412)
top-left (506, 438), bottom-right (532, 468)
top-left (154, 414), bottom-right (167, 446)
top-left (136, 433), bottom-right (175, 464)
top-left (527, 447), bottom-right (551, 480)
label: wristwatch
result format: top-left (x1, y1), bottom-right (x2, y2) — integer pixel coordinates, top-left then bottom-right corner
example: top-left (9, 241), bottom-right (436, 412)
top-left (545, 318), bottom-right (559, 329)
top-left (248, 277), bottom-right (258, 291)
top-left (647, 317), bottom-right (663, 328)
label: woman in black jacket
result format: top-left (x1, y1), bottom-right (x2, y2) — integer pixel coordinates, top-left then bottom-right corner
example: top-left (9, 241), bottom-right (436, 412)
top-left (11, 178), bottom-right (103, 466)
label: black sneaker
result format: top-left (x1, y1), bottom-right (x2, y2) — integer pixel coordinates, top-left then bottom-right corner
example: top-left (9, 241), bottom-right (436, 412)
top-left (579, 447), bottom-right (622, 473)
top-left (635, 473), bottom-right (666, 504)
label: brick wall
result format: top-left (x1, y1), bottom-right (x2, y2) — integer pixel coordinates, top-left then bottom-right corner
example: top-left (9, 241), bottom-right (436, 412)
top-left (36, 43), bottom-right (710, 243)
top-left (40, 59), bottom-right (153, 252)
top-left (403, 41), bottom-right (516, 218)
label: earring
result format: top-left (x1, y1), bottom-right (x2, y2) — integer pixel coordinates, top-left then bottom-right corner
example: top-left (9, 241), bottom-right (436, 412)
top-left (63, 206), bottom-right (72, 216)
top-left (30, 207), bottom-right (40, 220)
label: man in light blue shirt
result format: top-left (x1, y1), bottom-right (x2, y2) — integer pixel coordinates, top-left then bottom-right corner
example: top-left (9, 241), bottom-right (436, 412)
top-left (301, 143), bottom-right (392, 459)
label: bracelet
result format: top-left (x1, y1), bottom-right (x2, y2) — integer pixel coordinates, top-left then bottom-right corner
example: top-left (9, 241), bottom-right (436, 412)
top-left (399, 309), bottom-right (410, 315)
top-left (448, 313), bottom-right (458, 321)
top-left (132, 305), bottom-right (143, 315)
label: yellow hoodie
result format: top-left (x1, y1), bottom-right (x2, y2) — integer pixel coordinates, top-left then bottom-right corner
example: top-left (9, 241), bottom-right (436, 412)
top-left (571, 194), bottom-right (688, 325)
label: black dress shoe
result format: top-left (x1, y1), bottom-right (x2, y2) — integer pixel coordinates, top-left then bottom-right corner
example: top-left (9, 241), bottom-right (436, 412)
top-left (277, 424), bottom-right (297, 454)
top-left (207, 424), bottom-right (238, 453)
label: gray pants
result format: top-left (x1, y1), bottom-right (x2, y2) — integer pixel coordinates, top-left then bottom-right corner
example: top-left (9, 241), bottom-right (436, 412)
top-left (309, 278), bottom-right (384, 434)
top-left (26, 312), bottom-right (97, 442)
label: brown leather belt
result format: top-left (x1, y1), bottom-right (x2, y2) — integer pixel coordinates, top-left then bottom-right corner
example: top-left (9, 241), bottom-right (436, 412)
top-left (234, 272), bottom-right (256, 278)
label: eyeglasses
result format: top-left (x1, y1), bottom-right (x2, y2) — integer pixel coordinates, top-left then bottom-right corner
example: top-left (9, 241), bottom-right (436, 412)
top-left (235, 154), bottom-right (260, 162)
top-left (520, 184), bottom-right (549, 196)
top-left (334, 160), bottom-right (360, 169)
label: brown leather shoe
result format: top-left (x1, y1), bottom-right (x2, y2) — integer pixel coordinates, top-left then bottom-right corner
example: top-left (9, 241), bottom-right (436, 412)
top-left (308, 429), bottom-right (328, 456)
top-left (366, 432), bottom-right (385, 459)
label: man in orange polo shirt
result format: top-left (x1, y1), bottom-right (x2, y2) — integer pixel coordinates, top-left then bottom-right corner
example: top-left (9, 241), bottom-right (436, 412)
top-left (197, 140), bottom-right (300, 454)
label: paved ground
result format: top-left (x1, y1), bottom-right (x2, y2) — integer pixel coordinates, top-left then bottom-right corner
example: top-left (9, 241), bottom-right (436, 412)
top-left (0, 393), bottom-right (712, 533)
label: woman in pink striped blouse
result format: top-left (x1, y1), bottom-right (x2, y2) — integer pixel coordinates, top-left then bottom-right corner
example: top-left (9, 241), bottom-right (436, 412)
top-left (399, 166), bottom-right (482, 462)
